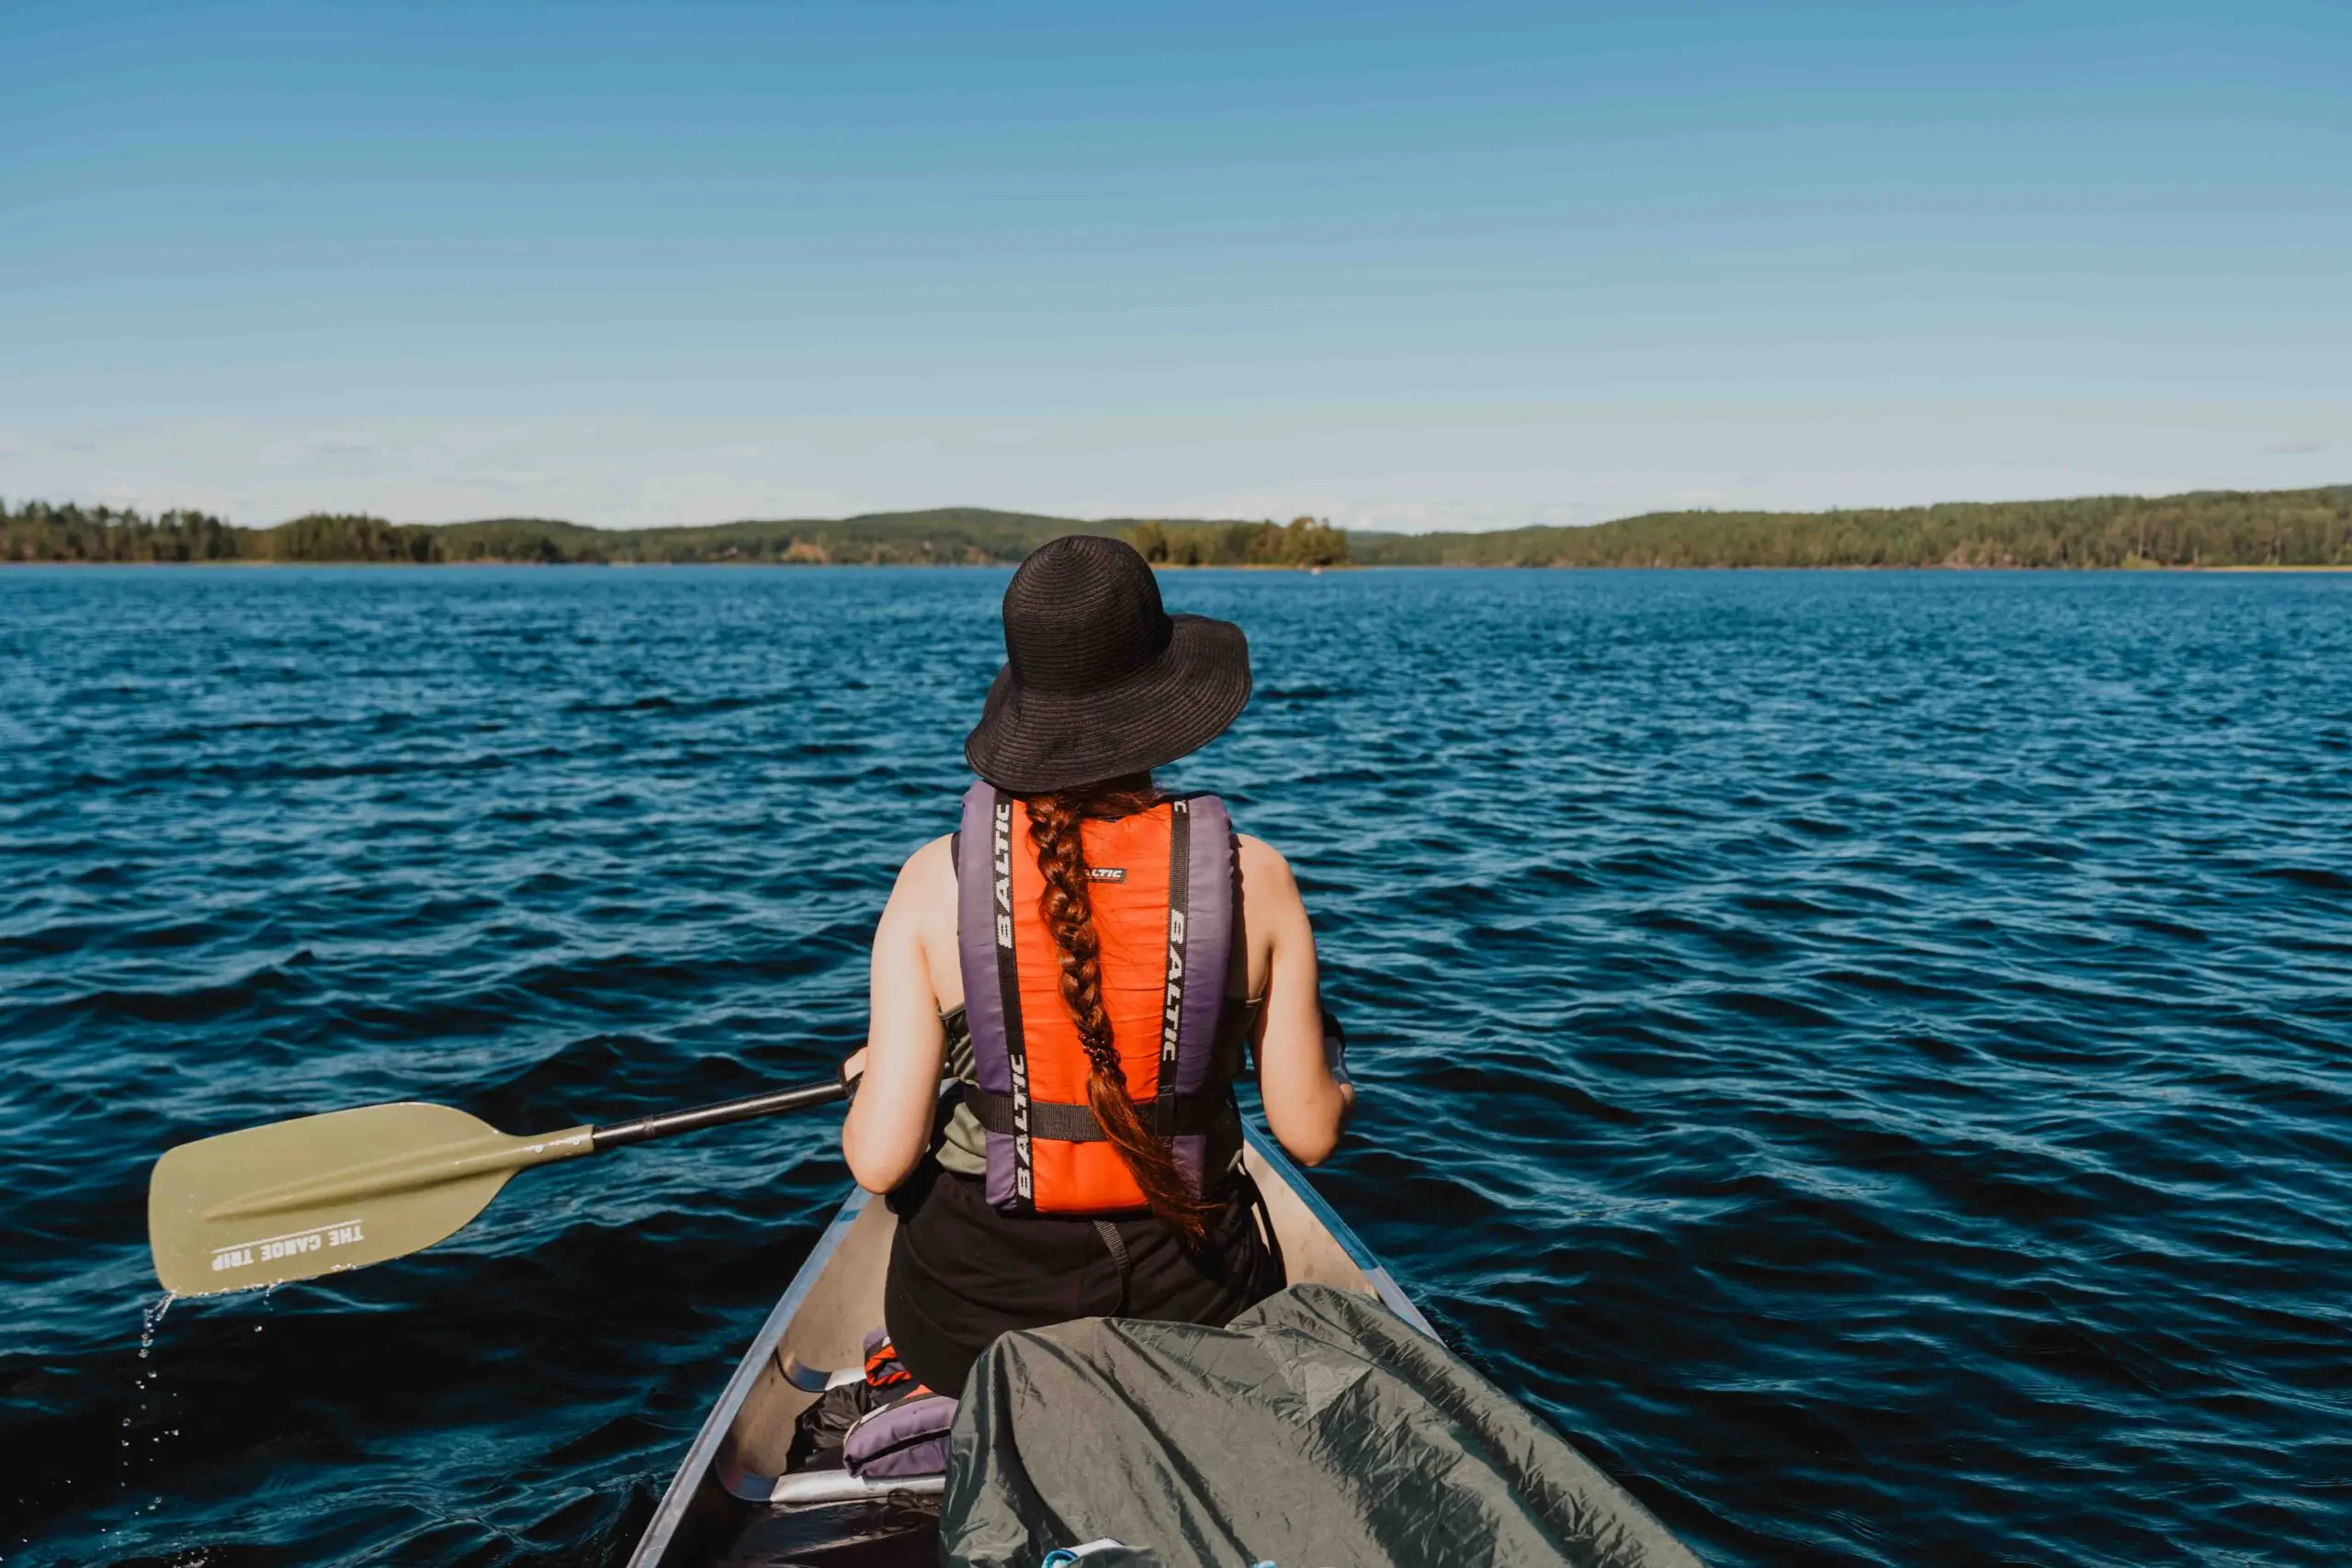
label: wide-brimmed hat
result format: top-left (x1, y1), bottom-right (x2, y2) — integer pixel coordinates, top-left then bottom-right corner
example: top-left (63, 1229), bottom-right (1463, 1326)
top-left (964, 535), bottom-right (1251, 794)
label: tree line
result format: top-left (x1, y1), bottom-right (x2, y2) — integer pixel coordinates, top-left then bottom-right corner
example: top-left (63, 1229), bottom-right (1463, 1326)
top-left (6, 487), bottom-right (2347, 568)
top-left (0, 502), bottom-right (247, 562)
top-left (1125, 517), bottom-right (1349, 567)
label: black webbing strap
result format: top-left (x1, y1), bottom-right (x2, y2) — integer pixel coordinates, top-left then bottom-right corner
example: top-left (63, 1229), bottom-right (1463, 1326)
top-left (989, 791), bottom-right (1035, 1210)
top-left (964, 1087), bottom-right (1226, 1142)
top-left (1091, 1221), bottom-right (1132, 1315)
top-left (1158, 799), bottom-right (1191, 1137)
top-left (1233, 1167), bottom-right (1283, 1287)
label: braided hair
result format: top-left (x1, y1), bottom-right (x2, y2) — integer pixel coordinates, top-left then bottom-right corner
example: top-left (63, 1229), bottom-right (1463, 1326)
top-left (1024, 778), bottom-right (1210, 1247)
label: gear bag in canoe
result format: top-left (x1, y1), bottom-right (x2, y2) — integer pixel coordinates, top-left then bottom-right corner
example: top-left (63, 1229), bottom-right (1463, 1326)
top-left (942, 1282), bottom-right (1703, 1568)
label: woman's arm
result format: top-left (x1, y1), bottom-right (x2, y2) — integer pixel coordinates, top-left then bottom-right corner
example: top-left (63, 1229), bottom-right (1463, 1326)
top-left (841, 836), bottom-right (954, 1193)
top-left (1241, 834), bottom-right (1354, 1166)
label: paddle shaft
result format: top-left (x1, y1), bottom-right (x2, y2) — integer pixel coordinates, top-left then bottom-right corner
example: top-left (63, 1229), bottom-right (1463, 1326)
top-left (591, 1077), bottom-right (850, 1149)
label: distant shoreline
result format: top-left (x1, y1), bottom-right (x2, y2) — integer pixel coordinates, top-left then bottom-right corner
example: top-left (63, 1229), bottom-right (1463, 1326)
top-left (6, 485), bottom-right (2348, 570)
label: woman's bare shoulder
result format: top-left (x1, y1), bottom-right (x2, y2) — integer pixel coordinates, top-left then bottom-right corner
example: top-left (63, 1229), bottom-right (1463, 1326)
top-left (895, 832), bottom-right (956, 900)
top-left (906, 830), bottom-right (956, 874)
top-left (1236, 833), bottom-right (1302, 902)
top-left (878, 833), bottom-right (957, 922)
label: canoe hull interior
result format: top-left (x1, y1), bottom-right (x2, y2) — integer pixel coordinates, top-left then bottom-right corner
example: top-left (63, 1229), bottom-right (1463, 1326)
top-left (629, 1126), bottom-right (1427, 1568)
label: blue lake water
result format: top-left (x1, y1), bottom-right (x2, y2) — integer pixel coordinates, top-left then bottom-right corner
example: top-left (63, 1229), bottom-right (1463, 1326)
top-left (2, 565), bottom-right (2346, 1566)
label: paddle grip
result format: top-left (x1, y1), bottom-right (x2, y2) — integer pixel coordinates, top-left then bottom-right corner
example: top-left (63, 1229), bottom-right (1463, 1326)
top-left (590, 1077), bottom-right (849, 1150)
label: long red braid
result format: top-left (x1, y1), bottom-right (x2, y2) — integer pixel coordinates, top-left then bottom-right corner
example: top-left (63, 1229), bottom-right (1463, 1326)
top-left (1024, 780), bottom-right (1211, 1247)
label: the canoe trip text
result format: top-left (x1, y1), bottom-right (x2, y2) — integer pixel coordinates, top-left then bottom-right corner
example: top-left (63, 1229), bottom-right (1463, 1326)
top-left (211, 1220), bottom-right (366, 1274)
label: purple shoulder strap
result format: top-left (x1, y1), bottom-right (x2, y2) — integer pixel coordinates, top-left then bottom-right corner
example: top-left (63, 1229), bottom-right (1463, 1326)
top-left (956, 782), bottom-right (1030, 1206)
top-left (1159, 794), bottom-right (1235, 1117)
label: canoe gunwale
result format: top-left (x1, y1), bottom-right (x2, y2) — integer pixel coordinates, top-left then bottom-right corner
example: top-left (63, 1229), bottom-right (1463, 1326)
top-left (626, 1185), bottom-right (875, 1567)
top-left (1241, 1122), bottom-right (1436, 1339)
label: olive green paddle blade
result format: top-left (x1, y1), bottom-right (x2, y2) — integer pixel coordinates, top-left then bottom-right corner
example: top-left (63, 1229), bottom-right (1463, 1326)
top-left (148, 1101), bottom-right (594, 1298)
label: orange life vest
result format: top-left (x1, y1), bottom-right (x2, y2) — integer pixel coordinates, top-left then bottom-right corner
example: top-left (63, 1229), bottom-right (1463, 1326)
top-left (955, 782), bottom-right (1235, 1215)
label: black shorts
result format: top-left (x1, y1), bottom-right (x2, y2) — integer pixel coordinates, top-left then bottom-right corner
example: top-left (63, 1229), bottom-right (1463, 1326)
top-left (881, 1159), bottom-right (1283, 1397)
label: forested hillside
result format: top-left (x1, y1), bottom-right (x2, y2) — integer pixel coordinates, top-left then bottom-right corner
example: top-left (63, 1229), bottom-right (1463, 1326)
top-left (1348, 486), bottom-right (2352, 568)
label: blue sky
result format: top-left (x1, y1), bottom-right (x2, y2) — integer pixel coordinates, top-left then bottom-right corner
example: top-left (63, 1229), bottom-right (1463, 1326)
top-left (3, 0), bottom-right (2346, 530)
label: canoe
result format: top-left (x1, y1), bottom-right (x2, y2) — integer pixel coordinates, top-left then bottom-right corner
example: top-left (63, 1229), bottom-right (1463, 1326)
top-left (628, 1122), bottom-right (1433, 1568)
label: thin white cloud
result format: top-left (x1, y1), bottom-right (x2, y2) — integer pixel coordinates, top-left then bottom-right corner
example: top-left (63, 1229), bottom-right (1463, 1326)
top-left (2263, 434), bottom-right (2329, 455)
top-left (300, 434), bottom-right (386, 462)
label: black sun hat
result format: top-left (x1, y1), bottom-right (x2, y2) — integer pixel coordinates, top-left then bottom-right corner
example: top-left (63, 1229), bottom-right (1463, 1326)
top-left (964, 535), bottom-right (1252, 794)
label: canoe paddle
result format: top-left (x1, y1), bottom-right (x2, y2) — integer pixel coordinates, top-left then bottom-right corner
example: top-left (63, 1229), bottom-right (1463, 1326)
top-left (147, 1077), bottom-right (851, 1298)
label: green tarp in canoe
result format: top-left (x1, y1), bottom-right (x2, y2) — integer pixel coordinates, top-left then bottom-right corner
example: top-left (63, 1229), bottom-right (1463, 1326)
top-left (941, 1282), bottom-right (1702, 1568)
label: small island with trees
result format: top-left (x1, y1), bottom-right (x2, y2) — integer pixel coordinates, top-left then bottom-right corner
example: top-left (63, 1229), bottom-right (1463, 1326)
top-left (3, 486), bottom-right (2346, 569)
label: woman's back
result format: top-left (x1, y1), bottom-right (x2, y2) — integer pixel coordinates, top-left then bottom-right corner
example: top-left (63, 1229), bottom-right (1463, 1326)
top-left (840, 536), bottom-right (1354, 1394)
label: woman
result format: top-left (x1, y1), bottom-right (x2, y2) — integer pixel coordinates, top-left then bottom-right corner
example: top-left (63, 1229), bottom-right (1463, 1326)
top-left (842, 535), bottom-right (1354, 1397)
